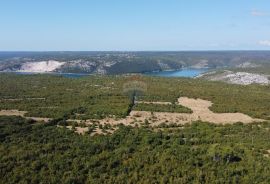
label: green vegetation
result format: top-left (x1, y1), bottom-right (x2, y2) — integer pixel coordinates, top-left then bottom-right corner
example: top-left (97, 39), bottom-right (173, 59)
top-left (1, 74), bottom-right (270, 183)
top-left (138, 77), bottom-right (270, 120)
top-left (0, 74), bottom-right (131, 119)
top-left (134, 103), bottom-right (192, 113)
top-left (1, 116), bottom-right (270, 183)
top-left (0, 74), bottom-right (269, 120)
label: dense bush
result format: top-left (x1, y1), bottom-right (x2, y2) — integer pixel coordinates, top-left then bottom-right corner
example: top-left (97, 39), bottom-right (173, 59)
top-left (1, 116), bottom-right (270, 183)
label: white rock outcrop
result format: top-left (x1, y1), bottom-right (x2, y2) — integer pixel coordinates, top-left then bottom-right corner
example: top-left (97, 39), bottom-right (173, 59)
top-left (18, 60), bottom-right (65, 73)
top-left (199, 70), bottom-right (270, 85)
top-left (225, 72), bottom-right (269, 85)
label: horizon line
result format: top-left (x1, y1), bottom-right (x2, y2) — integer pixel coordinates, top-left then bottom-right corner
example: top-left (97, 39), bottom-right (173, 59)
top-left (1, 49), bottom-right (270, 52)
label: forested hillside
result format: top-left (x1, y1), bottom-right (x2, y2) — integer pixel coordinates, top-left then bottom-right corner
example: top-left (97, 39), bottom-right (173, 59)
top-left (1, 116), bottom-right (270, 183)
top-left (1, 51), bottom-right (270, 74)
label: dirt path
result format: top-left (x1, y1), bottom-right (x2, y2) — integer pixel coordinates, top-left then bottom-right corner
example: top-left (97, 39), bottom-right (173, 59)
top-left (135, 101), bottom-right (172, 105)
top-left (0, 109), bottom-right (51, 122)
top-left (0, 110), bottom-right (27, 116)
top-left (0, 98), bottom-right (46, 102)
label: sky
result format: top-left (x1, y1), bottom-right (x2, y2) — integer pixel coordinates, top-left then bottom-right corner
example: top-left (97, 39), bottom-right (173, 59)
top-left (0, 0), bottom-right (270, 51)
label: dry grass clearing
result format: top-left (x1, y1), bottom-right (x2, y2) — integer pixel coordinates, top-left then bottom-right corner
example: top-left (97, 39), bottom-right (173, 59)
top-left (0, 110), bottom-right (27, 116)
top-left (0, 97), bottom-right (265, 135)
top-left (263, 150), bottom-right (270, 158)
top-left (0, 109), bottom-right (51, 122)
top-left (177, 97), bottom-right (263, 124)
top-left (86, 97), bottom-right (263, 126)
top-left (67, 97), bottom-right (264, 134)
top-left (58, 125), bottom-right (117, 135)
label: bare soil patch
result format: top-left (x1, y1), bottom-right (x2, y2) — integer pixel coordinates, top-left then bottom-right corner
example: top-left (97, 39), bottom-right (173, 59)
top-left (135, 101), bottom-right (172, 105)
top-left (1, 97), bottom-right (265, 135)
top-left (177, 97), bottom-right (263, 124)
top-left (59, 125), bottom-right (117, 135)
top-left (263, 149), bottom-right (270, 158)
top-left (0, 110), bottom-right (51, 122)
top-left (71, 97), bottom-right (264, 129)
top-left (0, 110), bottom-right (27, 116)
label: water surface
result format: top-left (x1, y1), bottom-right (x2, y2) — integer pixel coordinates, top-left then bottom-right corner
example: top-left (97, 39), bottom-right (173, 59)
top-left (144, 68), bottom-right (208, 78)
top-left (3, 68), bottom-right (208, 78)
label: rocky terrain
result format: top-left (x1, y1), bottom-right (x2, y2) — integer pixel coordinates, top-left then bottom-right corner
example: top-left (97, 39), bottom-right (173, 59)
top-left (18, 60), bottom-right (65, 73)
top-left (198, 70), bottom-right (270, 85)
top-left (1, 51), bottom-right (270, 75)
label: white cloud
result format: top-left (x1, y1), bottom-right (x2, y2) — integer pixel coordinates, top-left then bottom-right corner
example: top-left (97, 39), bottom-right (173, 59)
top-left (251, 10), bottom-right (268, 17)
top-left (258, 40), bottom-right (270, 46)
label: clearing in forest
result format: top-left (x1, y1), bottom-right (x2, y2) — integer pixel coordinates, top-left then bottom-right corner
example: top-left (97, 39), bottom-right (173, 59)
top-left (0, 97), bottom-right (265, 135)
top-left (68, 97), bottom-right (264, 128)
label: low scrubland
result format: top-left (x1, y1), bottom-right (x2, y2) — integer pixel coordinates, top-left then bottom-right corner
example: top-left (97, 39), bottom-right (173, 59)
top-left (0, 74), bottom-right (269, 120)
